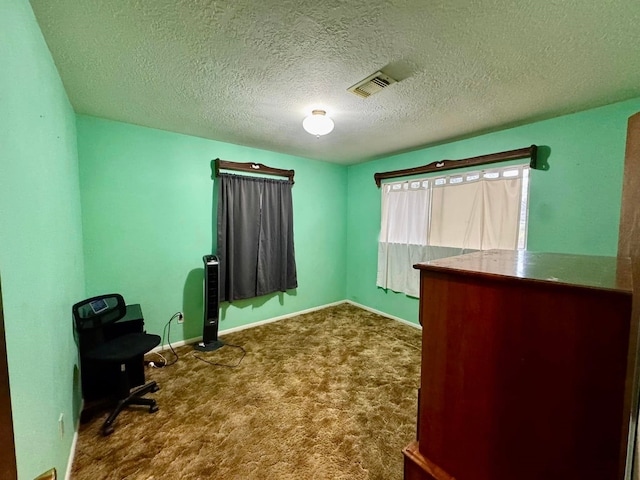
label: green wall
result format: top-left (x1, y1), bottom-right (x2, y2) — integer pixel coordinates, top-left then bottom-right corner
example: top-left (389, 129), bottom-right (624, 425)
top-left (77, 116), bottom-right (348, 341)
top-left (2, 2), bottom-right (639, 475)
top-left (0, 1), bottom-right (85, 478)
top-left (346, 98), bottom-right (640, 324)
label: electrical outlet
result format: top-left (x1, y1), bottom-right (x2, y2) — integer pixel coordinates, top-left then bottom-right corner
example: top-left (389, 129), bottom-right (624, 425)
top-left (58, 413), bottom-right (64, 438)
top-left (177, 312), bottom-right (184, 324)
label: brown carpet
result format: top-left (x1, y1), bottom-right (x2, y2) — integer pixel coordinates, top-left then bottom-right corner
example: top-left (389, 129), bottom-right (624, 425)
top-left (71, 303), bottom-right (422, 479)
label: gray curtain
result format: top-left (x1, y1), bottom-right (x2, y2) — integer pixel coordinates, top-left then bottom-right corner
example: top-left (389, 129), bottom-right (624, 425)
top-left (217, 173), bottom-right (297, 302)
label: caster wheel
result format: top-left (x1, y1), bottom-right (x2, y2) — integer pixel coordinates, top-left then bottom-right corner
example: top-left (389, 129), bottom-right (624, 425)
top-left (150, 404), bottom-right (159, 413)
top-left (151, 384), bottom-right (160, 392)
top-left (103, 425), bottom-right (114, 436)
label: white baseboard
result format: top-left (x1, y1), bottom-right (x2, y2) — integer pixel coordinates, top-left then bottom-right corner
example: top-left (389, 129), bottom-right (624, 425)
top-left (219, 300), bottom-right (346, 335)
top-left (65, 400), bottom-right (82, 480)
top-left (151, 337), bottom-right (196, 353)
top-left (344, 300), bottom-right (421, 330)
top-left (150, 300), bottom-right (421, 354)
top-left (64, 431), bottom-right (78, 480)
top-left (151, 300), bottom-right (347, 352)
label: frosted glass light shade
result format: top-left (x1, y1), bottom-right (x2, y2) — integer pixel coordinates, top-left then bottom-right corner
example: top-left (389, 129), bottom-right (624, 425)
top-left (303, 110), bottom-right (334, 136)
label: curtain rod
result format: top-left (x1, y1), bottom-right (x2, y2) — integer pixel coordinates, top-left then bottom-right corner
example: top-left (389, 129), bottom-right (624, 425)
top-left (215, 158), bottom-right (295, 184)
top-left (374, 145), bottom-right (538, 187)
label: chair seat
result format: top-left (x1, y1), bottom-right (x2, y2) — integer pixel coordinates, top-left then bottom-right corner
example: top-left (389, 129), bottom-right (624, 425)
top-left (86, 332), bottom-right (161, 363)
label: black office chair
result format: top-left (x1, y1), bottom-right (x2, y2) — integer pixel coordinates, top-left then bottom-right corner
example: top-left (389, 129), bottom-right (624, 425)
top-left (72, 294), bottom-right (161, 436)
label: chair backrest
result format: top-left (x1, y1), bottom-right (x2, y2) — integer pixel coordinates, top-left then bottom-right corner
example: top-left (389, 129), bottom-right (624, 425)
top-left (72, 294), bottom-right (126, 334)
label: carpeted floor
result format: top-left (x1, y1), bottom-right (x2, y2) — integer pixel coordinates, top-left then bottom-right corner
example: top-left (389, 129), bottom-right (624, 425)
top-left (71, 303), bottom-right (422, 479)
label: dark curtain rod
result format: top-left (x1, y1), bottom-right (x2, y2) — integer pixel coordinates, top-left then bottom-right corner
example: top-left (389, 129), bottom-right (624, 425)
top-left (215, 158), bottom-right (295, 184)
top-left (374, 145), bottom-right (538, 187)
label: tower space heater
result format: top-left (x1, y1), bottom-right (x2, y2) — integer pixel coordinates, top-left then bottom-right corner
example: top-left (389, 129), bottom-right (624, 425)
top-left (195, 255), bottom-right (224, 352)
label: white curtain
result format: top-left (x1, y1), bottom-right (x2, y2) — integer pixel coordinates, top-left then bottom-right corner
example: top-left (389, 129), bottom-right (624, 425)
top-left (377, 165), bottom-right (529, 297)
top-left (377, 180), bottom-right (431, 298)
top-left (430, 169), bottom-right (525, 250)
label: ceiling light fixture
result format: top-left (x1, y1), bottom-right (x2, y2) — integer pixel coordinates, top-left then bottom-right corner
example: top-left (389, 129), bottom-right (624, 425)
top-left (302, 110), bottom-right (334, 137)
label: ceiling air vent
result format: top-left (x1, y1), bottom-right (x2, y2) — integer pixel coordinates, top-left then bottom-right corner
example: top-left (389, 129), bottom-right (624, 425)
top-left (347, 71), bottom-right (397, 98)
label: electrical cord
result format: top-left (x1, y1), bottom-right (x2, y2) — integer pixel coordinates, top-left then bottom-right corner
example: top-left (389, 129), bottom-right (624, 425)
top-left (147, 312), bottom-right (181, 368)
top-left (147, 311), bottom-right (246, 369)
top-left (147, 351), bottom-right (168, 367)
top-left (193, 343), bottom-right (246, 369)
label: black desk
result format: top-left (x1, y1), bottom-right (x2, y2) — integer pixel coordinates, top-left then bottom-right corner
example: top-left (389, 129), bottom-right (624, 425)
top-left (81, 304), bottom-right (147, 401)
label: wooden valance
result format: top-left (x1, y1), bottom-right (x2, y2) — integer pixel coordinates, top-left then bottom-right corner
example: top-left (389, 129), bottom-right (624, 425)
top-left (215, 158), bottom-right (295, 184)
top-left (374, 145), bottom-right (538, 187)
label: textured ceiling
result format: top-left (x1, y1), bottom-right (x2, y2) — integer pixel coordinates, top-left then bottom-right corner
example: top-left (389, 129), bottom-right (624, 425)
top-left (31, 0), bottom-right (640, 165)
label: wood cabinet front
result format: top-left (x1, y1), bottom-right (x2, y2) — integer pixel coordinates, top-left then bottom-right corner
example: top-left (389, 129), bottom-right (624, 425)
top-left (404, 250), bottom-right (634, 480)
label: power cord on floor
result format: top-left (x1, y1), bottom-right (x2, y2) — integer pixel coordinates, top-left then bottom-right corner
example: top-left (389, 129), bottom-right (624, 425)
top-left (147, 311), bottom-right (246, 368)
top-left (147, 351), bottom-right (168, 368)
top-left (192, 343), bottom-right (246, 369)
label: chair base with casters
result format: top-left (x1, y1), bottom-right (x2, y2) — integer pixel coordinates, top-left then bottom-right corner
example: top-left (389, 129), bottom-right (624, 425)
top-left (102, 370), bottom-right (160, 436)
top-left (86, 331), bottom-right (162, 436)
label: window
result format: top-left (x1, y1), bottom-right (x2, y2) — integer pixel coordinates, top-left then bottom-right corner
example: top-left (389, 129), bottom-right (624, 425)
top-left (377, 164), bottom-right (530, 297)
